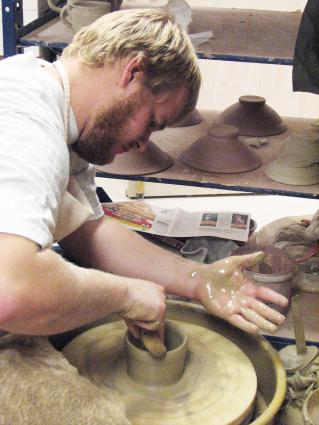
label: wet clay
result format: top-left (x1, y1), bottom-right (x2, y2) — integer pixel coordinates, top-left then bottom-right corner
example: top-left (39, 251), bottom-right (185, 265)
top-left (63, 320), bottom-right (257, 425)
top-left (189, 253), bottom-right (280, 334)
top-left (140, 330), bottom-right (166, 358)
top-left (127, 322), bottom-right (187, 386)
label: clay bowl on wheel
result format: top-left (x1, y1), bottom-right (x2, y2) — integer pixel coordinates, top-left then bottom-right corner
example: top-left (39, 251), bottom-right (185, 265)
top-left (180, 124), bottom-right (262, 173)
top-left (97, 140), bottom-right (174, 176)
top-left (211, 95), bottom-right (286, 137)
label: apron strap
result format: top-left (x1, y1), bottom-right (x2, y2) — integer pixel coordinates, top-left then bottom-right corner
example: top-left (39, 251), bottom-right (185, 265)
top-left (53, 60), bottom-right (71, 144)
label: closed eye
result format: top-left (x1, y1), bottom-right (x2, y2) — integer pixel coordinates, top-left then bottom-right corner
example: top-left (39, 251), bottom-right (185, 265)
top-left (149, 120), bottom-right (158, 130)
top-left (149, 119), bottom-right (166, 132)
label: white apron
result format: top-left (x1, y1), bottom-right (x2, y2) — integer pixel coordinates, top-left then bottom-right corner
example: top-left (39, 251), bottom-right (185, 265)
top-left (53, 59), bottom-right (94, 242)
top-left (0, 60), bottom-right (94, 340)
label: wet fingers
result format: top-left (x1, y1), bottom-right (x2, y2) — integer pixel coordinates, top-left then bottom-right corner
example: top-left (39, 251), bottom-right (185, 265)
top-left (125, 320), bottom-right (140, 339)
top-left (228, 314), bottom-right (259, 334)
top-left (133, 319), bottom-right (162, 331)
top-left (240, 307), bottom-right (278, 334)
top-left (256, 286), bottom-right (289, 308)
top-left (250, 299), bottom-right (286, 326)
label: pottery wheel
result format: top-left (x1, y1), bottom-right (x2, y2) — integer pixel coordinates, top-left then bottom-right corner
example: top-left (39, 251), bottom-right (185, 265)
top-left (63, 320), bottom-right (257, 425)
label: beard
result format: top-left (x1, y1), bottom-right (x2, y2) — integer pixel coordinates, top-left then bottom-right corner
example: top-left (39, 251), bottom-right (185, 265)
top-left (72, 94), bottom-right (145, 165)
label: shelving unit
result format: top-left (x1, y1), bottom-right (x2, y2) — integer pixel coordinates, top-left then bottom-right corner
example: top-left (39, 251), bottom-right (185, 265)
top-left (2, 4), bottom-right (302, 62)
top-left (97, 110), bottom-right (319, 199)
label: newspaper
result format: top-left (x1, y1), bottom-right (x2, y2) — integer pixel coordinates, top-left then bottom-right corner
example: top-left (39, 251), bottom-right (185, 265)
top-left (101, 201), bottom-right (251, 242)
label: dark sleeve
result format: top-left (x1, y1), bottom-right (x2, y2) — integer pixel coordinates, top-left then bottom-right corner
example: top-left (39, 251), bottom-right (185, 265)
top-left (293, 0), bottom-right (319, 94)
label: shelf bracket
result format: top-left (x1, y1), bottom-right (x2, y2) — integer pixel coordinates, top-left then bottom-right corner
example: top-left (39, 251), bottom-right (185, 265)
top-left (2, 0), bottom-right (23, 57)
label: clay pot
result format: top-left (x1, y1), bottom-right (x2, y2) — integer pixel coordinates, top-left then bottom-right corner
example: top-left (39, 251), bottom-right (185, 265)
top-left (180, 125), bottom-right (262, 173)
top-left (212, 96), bottom-right (286, 137)
top-left (277, 129), bottom-right (319, 167)
top-left (265, 162), bottom-right (319, 186)
top-left (97, 140), bottom-right (174, 176)
top-left (125, 321), bottom-right (188, 386)
top-left (169, 109), bottom-right (203, 128)
top-left (265, 128), bottom-right (319, 185)
top-left (60, 0), bottom-right (111, 33)
top-left (48, 0), bottom-right (119, 14)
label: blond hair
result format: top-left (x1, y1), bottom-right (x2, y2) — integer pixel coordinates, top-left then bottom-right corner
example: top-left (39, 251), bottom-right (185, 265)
top-left (62, 8), bottom-right (201, 121)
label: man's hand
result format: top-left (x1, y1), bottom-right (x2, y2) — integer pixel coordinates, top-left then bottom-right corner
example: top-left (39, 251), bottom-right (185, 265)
top-left (119, 278), bottom-right (166, 339)
top-left (193, 252), bottom-right (288, 334)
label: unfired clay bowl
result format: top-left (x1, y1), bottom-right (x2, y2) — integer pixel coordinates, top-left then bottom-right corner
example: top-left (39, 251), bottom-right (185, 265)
top-left (265, 161), bottom-right (319, 186)
top-left (125, 321), bottom-right (188, 386)
top-left (265, 128), bottom-right (319, 185)
top-left (97, 140), bottom-right (174, 176)
top-left (276, 128), bottom-right (319, 167)
top-left (212, 96), bottom-right (286, 137)
top-left (180, 124), bottom-right (262, 173)
top-left (169, 109), bottom-right (204, 128)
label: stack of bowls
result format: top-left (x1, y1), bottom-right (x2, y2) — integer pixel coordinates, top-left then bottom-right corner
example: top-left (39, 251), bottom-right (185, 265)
top-left (265, 128), bottom-right (319, 185)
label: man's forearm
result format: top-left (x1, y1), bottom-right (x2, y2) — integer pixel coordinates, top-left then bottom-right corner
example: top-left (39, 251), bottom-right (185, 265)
top-left (60, 217), bottom-right (200, 299)
top-left (0, 234), bottom-right (132, 335)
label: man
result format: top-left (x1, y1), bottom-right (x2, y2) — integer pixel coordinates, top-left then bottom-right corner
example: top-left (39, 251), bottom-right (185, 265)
top-left (0, 8), bottom-right (287, 344)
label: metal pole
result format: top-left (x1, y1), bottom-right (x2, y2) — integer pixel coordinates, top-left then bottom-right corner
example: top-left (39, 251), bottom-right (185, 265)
top-left (2, 0), bottom-right (23, 57)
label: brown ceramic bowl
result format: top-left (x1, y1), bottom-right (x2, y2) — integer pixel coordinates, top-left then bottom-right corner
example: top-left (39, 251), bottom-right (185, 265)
top-left (169, 109), bottom-right (203, 128)
top-left (97, 140), bottom-right (174, 176)
top-left (180, 125), bottom-right (262, 173)
top-left (212, 96), bottom-right (287, 137)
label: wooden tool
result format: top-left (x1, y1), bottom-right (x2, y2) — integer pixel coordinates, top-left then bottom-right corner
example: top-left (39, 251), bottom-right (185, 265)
top-left (291, 294), bottom-right (307, 355)
top-left (141, 330), bottom-right (167, 358)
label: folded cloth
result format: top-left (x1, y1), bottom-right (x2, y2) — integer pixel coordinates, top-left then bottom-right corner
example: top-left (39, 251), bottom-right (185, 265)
top-left (180, 236), bottom-right (239, 264)
top-left (0, 335), bottom-right (131, 425)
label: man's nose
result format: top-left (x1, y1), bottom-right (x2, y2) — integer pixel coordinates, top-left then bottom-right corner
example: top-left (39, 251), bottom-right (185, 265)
top-left (136, 130), bottom-right (152, 153)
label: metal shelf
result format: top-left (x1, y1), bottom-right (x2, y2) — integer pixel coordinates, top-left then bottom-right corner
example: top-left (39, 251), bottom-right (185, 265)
top-left (97, 110), bottom-right (319, 200)
top-left (3, 3), bottom-right (302, 64)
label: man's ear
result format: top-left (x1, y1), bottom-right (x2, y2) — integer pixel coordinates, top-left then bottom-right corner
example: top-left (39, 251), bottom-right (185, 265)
top-left (119, 56), bottom-right (147, 89)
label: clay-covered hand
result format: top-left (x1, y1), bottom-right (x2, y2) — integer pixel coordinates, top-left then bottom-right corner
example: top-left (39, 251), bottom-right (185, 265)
top-left (119, 278), bottom-right (166, 339)
top-left (193, 252), bottom-right (288, 334)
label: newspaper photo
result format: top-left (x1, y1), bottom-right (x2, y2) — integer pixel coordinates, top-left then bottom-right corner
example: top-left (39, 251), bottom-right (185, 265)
top-left (101, 201), bottom-right (251, 242)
